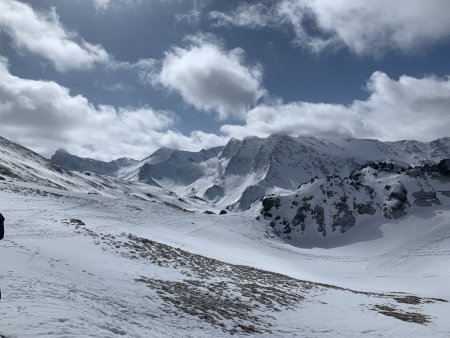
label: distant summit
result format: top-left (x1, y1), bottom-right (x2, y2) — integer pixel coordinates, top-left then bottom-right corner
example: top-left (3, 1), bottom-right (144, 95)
top-left (51, 149), bottom-right (137, 176)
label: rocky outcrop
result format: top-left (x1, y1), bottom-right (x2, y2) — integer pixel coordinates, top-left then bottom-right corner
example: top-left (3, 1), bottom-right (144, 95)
top-left (204, 185), bottom-right (224, 201)
top-left (438, 159), bottom-right (450, 175)
top-left (383, 183), bottom-right (409, 219)
top-left (260, 160), bottom-right (450, 240)
top-left (353, 202), bottom-right (376, 215)
top-left (262, 196), bottom-right (280, 217)
top-left (412, 191), bottom-right (441, 207)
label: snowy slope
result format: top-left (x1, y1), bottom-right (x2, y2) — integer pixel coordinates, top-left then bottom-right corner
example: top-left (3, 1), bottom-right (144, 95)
top-left (0, 136), bottom-right (207, 210)
top-left (0, 135), bottom-right (102, 191)
top-left (1, 179), bottom-right (450, 337)
top-left (0, 135), bottom-right (450, 337)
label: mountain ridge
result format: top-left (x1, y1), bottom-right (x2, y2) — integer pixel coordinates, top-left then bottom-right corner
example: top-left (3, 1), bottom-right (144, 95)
top-left (50, 134), bottom-right (450, 211)
top-left (1, 133), bottom-right (450, 243)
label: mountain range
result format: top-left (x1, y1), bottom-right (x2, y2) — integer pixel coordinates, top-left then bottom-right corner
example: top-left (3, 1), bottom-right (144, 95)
top-left (2, 133), bottom-right (450, 240)
top-left (1, 133), bottom-right (450, 336)
top-left (51, 134), bottom-right (450, 211)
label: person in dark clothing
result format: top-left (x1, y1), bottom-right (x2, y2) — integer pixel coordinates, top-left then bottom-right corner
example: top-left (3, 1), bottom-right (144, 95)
top-left (0, 213), bottom-right (3, 240)
top-left (0, 213), bottom-right (4, 240)
top-left (0, 213), bottom-right (3, 300)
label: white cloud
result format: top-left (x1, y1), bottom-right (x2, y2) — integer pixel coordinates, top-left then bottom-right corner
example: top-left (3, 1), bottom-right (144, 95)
top-left (221, 72), bottom-right (450, 142)
top-left (93, 0), bottom-right (111, 11)
top-left (211, 0), bottom-right (450, 55)
top-left (0, 58), bottom-right (226, 160)
top-left (220, 102), bottom-right (368, 140)
top-left (175, 0), bottom-right (211, 26)
top-left (0, 0), bottom-right (110, 72)
top-left (157, 35), bottom-right (266, 120)
top-left (92, 0), bottom-right (144, 11)
top-left (211, 3), bottom-right (277, 29)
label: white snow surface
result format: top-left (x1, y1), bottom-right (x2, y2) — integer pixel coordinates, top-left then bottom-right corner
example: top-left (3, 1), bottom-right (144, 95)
top-left (0, 135), bottom-right (449, 337)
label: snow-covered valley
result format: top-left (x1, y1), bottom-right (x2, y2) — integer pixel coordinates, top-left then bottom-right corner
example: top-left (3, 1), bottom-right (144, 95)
top-left (1, 135), bottom-right (450, 337)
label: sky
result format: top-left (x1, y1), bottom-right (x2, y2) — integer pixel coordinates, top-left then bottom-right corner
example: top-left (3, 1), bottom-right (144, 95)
top-left (0, 0), bottom-right (450, 161)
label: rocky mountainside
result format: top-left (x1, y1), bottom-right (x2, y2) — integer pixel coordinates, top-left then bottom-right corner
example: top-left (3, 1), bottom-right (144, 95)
top-left (0, 136), bottom-right (169, 201)
top-left (0, 136), bottom-right (88, 190)
top-left (260, 160), bottom-right (450, 241)
top-left (52, 134), bottom-right (450, 211)
top-left (1, 135), bottom-right (221, 212)
top-left (51, 149), bottom-right (137, 176)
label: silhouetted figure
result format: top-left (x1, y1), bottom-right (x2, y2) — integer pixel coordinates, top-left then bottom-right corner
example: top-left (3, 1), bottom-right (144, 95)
top-left (0, 213), bottom-right (4, 240)
top-left (0, 213), bottom-right (3, 300)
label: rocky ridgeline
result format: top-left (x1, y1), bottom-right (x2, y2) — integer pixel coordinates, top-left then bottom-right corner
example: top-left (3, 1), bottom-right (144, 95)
top-left (51, 149), bottom-right (137, 176)
top-left (260, 159), bottom-right (450, 240)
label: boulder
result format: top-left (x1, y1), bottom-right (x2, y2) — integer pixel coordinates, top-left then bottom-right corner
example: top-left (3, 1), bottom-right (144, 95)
top-left (438, 159), bottom-right (450, 175)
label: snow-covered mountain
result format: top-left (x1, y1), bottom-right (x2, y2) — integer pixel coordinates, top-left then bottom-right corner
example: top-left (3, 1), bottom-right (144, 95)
top-left (6, 133), bottom-right (449, 243)
top-left (0, 136), bottom-right (203, 208)
top-left (51, 149), bottom-right (137, 176)
top-left (52, 134), bottom-right (450, 211)
top-left (260, 160), bottom-right (450, 242)
top-left (1, 134), bottom-right (450, 336)
top-left (0, 135), bottom-right (98, 191)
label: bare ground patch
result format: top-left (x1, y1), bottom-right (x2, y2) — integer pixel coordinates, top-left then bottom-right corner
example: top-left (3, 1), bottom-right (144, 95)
top-left (66, 219), bottom-right (446, 334)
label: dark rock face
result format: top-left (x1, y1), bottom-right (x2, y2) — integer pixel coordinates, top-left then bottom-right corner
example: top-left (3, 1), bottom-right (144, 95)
top-left (262, 197), bottom-right (281, 213)
top-left (219, 210), bottom-right (228, 215)
top-left (204, 185), bottom-right (224, 201)
top-left (353, 202), bottom-right (376, 215)
top-left (406, 158), bottom-right (450, 178)
top-left (381, 183), bottom-right (410, 219)
top-left (412, 191), bottom-right (441, 207)
top-left (332, 201), bottom-right (356, 233)
top-left (237, 185), bottom-right (266, 210)
top-left (291, 202), bottom-right (310, 231)
top-left (137, 164), bottom-right (163, 187)
top-left (311, 206), bottom-right (325, 236)
top-left (438, 159), bottom-right (450, 175)
top-left (0, 164), bottom-right (21, 179)
top-left (363, 161), bottom-right (398, 172)
top-left (51, 149), bottom-right (137, 176)
top-left (51, 149), bottom-right (117, 175)
top-left (389, 184), bottom-right (408, 203)
top-left (260, 157), bottom-right (450, 241)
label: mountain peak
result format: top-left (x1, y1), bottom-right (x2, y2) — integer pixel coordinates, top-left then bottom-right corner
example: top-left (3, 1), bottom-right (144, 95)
top-left (48, 134), bottom-right (450, 212)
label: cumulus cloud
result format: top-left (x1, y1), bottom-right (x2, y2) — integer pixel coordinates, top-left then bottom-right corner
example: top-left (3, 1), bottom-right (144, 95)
top-left (221, 72), bottom-right (450, 142)
top-left (0, 58), bottom-right (226, 160)
top-left (211, 0), bottom-right (450, 55)
top-left (220, 102), bottom-right (368, 139)
top-left (0, 0), bottom-right (110, 72)
top-left (156, 35), bottom-right (266, 120)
